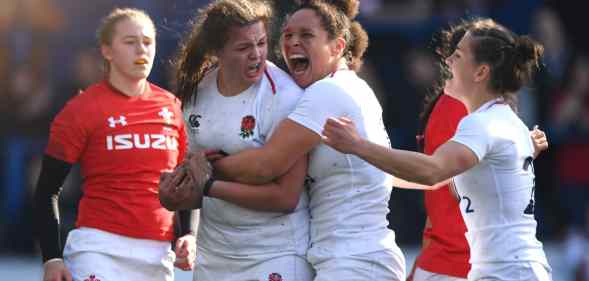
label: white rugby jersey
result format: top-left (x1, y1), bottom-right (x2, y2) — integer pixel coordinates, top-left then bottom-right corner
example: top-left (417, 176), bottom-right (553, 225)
top-left (451, 99), bottom-right (549, 266)
top-left (288, 70), bottom-right (398, 259)
top-left (183, 61), bottom-right (309, 256)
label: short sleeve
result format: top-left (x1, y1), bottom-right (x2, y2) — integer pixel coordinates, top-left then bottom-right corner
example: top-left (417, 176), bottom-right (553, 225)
top-left (176, 101), bottom-right (188, 163)
top-left (288, 81), bottom-right (351, 136)
top-left (45, 96), bottom-right (92, 163)
top-left (451, 114), bottom-right (491, 161)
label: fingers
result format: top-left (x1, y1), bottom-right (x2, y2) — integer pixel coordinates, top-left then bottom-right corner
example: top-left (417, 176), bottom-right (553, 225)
top-left (171, 165), bottom-right (188, 187)
top-left (174, 236), bottom-right (196, 271)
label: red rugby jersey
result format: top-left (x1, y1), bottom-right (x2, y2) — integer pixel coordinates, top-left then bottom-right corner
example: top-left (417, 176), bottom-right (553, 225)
top-left (46, 81), bottom-right (186, 241)
top-left (416, 94), bottom-right (470, 278)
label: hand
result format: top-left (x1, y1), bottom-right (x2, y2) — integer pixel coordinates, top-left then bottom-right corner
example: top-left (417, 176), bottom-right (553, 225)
top-left (185, 150), bottom-right (213, 191)
top-left (159, 165), bottom-right (203, 211)
top-left (174, 234), bottom-right (196, 271)
top-left (530, 125), bottom-right (548, 159)
top-left (322, 117), bottom-right (363, 154)
top-left (43, 259), bottom-right (72, 281)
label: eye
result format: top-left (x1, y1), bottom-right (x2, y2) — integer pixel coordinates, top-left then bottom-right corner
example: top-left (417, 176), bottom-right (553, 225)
top-left (283, 33), bottom-right (292, 40)
top-left (257, 40), bottom-right (266, 47)
top-left (302, 32), bottom-right (313, 38)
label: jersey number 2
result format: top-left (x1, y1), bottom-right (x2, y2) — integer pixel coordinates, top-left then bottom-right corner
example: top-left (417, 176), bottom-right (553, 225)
top-left (462, 196), bottom-right (475, 213)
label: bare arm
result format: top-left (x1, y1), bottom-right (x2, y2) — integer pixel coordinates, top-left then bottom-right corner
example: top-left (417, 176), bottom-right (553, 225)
top-left (391, 176), bottom-right (451, 190)
top-left (208, 156), bottom-right (308, 213)
top-left (323, 117), bottom-right (478, 187)
top-left (213, 119), bottom-right (320, 184)
top-left (160, 150), bottom-right (309, 213)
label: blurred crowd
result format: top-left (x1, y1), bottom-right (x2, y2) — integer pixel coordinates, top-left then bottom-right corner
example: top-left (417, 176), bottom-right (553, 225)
top-left (1, 0), bottom-right (588, 279)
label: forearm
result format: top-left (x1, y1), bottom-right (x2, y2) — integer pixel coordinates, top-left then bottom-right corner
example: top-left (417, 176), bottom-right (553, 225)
top-left (391, 176), bottom-right (450, 190)
top-left (213, 148), bottom-right (280, 184)
top-left (177, 210), bottom-right (194, 236)
top-left (209, 156), bottom-right (307, 212)
top-left (208, 180), bottom-right (299, 213)
top-left (353, 139), bottom-right (445, 186)
top-left (33, 155), bottom-right (72, 262)
top-left (214, 120), bottom-right (319, 185)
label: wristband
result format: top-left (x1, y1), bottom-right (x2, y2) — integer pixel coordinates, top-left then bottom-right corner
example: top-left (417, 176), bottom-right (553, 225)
top-left (203, 178), bottom-right (215, 197)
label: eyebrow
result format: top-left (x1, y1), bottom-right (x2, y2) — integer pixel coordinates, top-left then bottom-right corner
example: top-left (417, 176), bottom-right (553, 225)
top-left (122, 35), bottom-right (153, 40)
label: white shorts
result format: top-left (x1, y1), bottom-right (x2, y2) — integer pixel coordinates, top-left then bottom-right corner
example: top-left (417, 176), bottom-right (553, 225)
top-left (414, 267), bottom-right (467, 281)
top-left (193, 246), bottom-right (314, 281)
top-left (468, 261), bottom-right (552, 281)
top-left (311, 248), bottom-right (406, 281)
top-left (63, 227), bottom-right (175, 281)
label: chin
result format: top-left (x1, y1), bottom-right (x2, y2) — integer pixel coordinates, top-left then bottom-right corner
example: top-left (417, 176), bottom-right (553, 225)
top-left (294, 78), bottom-right (311, 89)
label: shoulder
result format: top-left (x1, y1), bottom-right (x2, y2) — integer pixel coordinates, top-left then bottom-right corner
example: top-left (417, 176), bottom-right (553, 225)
top-left (61, 82), bottom-right (107, 111)
top-left (149, 82), bottom-right (182, 106)
top-left (458, 112), bottom-right (485, 128)
top-left (264, 61), bottom-right (303, 96)
top-left (196, 67), bottom-right (218, 93)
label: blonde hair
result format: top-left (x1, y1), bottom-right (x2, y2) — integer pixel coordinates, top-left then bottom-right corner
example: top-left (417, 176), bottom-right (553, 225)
top-left (96, 8), bottom-right (155, 74)
top-left (97, 8), bottom-right (156, 46)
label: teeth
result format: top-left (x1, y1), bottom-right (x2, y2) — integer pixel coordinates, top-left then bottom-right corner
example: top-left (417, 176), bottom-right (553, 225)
top-left (289, 54), bottom-right (306, 59)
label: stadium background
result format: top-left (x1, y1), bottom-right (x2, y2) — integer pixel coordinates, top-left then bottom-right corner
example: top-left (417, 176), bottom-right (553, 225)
top-left (1, 0), bottom-right (587, 280)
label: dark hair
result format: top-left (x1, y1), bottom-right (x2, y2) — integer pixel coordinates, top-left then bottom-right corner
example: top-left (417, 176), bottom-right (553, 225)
top-left (468, 26), bottom-right (544, 98)
top-left (418, 18), bottom-right (511, 151)
top-left (293, 0), bottom-right (368, 71)
top-left (174, 0), bottom-right (272, 107)
top-left (420, 18), bottom-right (493, 122)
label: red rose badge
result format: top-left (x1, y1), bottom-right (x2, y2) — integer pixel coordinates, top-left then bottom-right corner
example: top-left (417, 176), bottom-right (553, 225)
top-left (240, 115), bottom-right (256, 138)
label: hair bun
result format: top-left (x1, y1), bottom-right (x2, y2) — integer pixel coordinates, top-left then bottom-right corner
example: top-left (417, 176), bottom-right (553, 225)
top-left (514, 35), bottom-right (543, 66)
top-left (321, 0), bottom-right (359, 18)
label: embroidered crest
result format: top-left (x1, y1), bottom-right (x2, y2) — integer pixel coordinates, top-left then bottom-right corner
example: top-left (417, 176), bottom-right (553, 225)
top-left (268, 273), bottom-right (283, 281)
top-left (239, 115), bottom-right (256, 138)
top-left (84, 274), bottom-right (101, 281)
top-left (158, 107), bottom-right (174, 124)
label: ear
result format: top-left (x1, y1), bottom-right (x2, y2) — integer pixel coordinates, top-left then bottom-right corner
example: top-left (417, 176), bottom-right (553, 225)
top-left (474, 64), bottom-right (490, 83)
top-left (331, 37), bottom-right (346, 58)
top-left (101, 45), bottom-right (112, 61)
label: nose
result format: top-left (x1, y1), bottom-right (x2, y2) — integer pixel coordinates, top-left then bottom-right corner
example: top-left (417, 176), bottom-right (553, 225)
top-left (250, 46), bottom-right (262, 60)
top-left (137, 42), bottom-right (148, 54)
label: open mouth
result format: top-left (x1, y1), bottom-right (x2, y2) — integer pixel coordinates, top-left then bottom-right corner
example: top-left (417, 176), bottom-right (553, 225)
top-left (134, 58), bottom-right (148, 65)
top-left (288, 54), bottom-right (309, 75)
top-left (248, 62), bottom-right (262, 71)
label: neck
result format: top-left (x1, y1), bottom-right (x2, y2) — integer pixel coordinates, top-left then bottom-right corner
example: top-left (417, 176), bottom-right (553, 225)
top-left (217, 68), bottom-right (253, 97)
top-left (108, 73), bottom-right (147, 97)
top-left (464, 87), bottom-right (500, 112)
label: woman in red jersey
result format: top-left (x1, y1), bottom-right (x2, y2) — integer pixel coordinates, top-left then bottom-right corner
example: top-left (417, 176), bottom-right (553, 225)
top-left (33, 8), bottom-right (194, 281)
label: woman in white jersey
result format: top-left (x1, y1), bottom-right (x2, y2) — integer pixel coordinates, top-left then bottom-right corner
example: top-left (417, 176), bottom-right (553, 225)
top-left (323, 19), bottom-right (551, 281)
top-left (159, 1), bottom-right (313, 280)
top-left (179, 1), bottom-right (406, 280)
